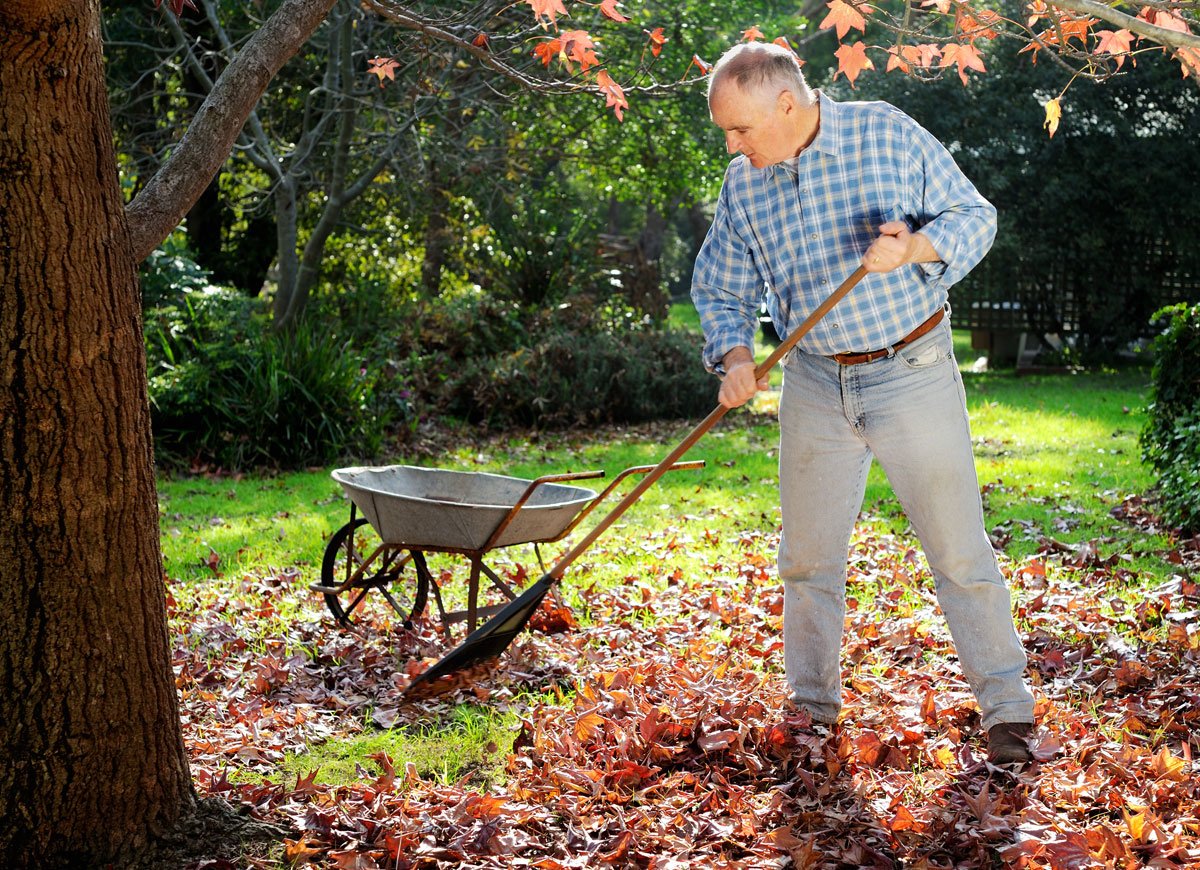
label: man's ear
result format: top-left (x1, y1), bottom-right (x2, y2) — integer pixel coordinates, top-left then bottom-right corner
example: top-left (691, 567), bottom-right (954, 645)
top-left (777, 89), bottom-right (797, 115)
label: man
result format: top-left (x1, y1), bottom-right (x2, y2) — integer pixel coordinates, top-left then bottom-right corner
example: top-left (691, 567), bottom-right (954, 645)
top-left (690, 42), bottom-right (1036, 765)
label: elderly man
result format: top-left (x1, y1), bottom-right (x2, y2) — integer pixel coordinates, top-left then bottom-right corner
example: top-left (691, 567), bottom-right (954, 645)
top-left (690, 42), bottom-right (1036, 765)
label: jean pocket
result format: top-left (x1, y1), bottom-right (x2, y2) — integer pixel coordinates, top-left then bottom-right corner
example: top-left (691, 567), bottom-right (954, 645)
top-left (898, 332), bottom-right (949, 369)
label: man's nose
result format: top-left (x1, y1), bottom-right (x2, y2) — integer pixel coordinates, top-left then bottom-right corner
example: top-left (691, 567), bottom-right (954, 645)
top-left (725, 132), bottom-right (741, 154)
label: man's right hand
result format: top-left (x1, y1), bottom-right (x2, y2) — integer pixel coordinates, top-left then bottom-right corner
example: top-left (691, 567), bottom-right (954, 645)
top-left (719, 347), bottom-right (768, 408)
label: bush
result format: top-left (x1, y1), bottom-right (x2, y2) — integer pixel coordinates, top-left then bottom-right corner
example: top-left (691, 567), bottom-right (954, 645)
top-left (1140, 302), bottom-right (1200, 532)
top-left (146, 287), bottom-right (397, 470)
top-left (411, 297), bottom-right (717, 429)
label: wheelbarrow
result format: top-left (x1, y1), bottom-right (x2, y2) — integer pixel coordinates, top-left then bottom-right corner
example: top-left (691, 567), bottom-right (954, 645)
top-left (313, 461), bottom-right (704, 639)
top-left (401, 265), bottom-right (869, 698)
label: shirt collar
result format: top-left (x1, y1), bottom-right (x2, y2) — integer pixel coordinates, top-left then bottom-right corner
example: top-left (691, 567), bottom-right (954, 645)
top-left (772, 91), bottom-right (840, 178)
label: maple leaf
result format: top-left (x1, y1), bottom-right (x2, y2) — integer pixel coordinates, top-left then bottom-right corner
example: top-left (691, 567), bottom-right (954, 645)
top-left (472, 32), bottom-right (490, 49)
top-left (1094, 29), bottom-right (1133, 69)
top-left (685, 54), bottom-right (713, 78)
top-left (596, 70), bottom-right (629, 121)
top-left (940, 42), bottom-right (987, 85)
top-left (1026, 0), bottom-right (1049, 27)
top-left (743, 26), bottom-right (765, 42)
top-left (920, 0), bottom-right (952, 15)
top-left (1150, 745), bottom-right (1189, 781)
top-left (885, 43), bottom-right (941, 73)
top-left (820, 0), bottom-right (868, 40)
top-left (534, 38), bottom-right (563, 68)
top-left (1177, 46), bottom-right (1200, 79)
top-left (599, 0), bottom-right (630, 23)
top-left (574, 710), bottom-right (605, 741)
top-left (1043, 97), bottom-right (1061, 138)
top-left (956, 9), bottom-right (1000, 41)
top-left (834, 42), bottom-right (874, 87)
top-left (366, 56), bottom-right (400, 88)
top-left (154, 0), bottom-right (198, 17)
top-left (645, 26), bottom-right (667, 58)
top-left (1059, 16), bottom-right (1097, 46)
top-left (561, 29), bottom-right (601, 72)
top-left (284, 834), bottom-right (324, 866)
top-left (526, 0), bottom-right (569, 29)
top-left (772, 36), bottom-right (805, 64)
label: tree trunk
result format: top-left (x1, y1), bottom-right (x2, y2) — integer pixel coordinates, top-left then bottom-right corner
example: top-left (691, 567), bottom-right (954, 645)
top-left (0, 1), bottom-right (195, 865)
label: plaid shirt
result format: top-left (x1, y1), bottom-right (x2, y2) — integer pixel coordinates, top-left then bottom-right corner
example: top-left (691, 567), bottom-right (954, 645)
top-left (691, 92), bottom-right (996, 369)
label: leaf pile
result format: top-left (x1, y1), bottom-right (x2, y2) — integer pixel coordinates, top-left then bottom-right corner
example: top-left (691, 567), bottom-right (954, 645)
top-left (171, 495), bottom-right (1200, 868)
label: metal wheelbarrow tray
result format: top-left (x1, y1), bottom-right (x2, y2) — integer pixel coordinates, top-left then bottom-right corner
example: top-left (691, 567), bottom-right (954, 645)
top-left (313, 462), bottom-right (702, 637)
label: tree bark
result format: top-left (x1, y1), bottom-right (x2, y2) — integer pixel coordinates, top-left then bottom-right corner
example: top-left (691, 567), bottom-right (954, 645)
top-left (0, 1), bottom-right (194, 865)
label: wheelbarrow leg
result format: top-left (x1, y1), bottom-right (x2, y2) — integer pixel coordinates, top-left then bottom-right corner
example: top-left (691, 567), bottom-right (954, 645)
top-left (467, 557), bottom-right (482, 633)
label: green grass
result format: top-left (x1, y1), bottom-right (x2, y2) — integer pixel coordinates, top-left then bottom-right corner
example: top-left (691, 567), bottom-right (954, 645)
top-left (282, 704), bottom-right (517, 789)
top-left (160, 344), bottom-right (1172, 788)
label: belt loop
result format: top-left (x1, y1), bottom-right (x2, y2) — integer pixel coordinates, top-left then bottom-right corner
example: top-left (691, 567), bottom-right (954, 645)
top-left (885, 344), bottom-right (897, 359)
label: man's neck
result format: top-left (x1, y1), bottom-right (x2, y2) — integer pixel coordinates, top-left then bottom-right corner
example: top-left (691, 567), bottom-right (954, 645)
top-left (791, 97), bottom-right (821, 158)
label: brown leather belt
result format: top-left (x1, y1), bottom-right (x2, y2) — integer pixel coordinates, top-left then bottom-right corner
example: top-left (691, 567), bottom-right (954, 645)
top-left (829, 307), bottom-right (945, 365)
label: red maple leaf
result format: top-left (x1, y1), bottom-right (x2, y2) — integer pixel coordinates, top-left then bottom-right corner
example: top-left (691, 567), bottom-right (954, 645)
top-left (472, 32), bottom-right (490, 49)
top-left (772, 36), bottom-right (805, 64)
top-left (940, 42), bottom-right (987, 85)
top-left (683, 53), bottom-right (712, 79)
top-left (820, 0), bottom-right (867, 40)
top-left (742, 26), bottom-right (765, 42)
top-left (645, 27), bottom-right (667, 57)
top-left (1094, 29), bottom-right (1133, 68)
top-left (834, 42), bottom-right (874, 87)
top-left (596, 70), bottom-right (629, 121)
top-left (886, 43), bottom-right (941, 73)
top-left (561, 29), bottom-right (600, 72)
top-left (533, 38), bottom-right (563, 68)
top-left (599, 0), bottom-right (630, 23)
top-left (366, 56), bottom-right (400, 87)
top-left (154, 0), bottom-right (198, 17)
top-left (526, 0), bottom-right (569, 28)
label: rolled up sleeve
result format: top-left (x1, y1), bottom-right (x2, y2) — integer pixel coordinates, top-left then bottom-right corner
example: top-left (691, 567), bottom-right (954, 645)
top-left (907, 123), bottom-right (997, 289)
top-left (690, 175), bottom-right (766, 373)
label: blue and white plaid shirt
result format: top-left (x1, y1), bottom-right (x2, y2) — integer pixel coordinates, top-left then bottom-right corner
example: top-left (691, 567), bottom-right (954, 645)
top-left (691, 92), bottom-right (997, 369)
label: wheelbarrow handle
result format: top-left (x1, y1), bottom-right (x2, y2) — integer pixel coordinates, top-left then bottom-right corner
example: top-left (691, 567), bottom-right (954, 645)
top-left (480, 469), bottom-right (608, 552)
top-left (551, 460), bottom-right (707, 540)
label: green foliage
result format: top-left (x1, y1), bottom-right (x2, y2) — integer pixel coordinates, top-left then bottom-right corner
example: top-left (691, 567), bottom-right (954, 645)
top-left (146, 286), bottom-right (397, 470)
top-left (831, 28), bottom-right (1200, 362)
top-left (139, 233), bottom-right (213, 308)
top-left (397, 294), bottom-right (715, 429)
top-left (1140, 302), bottom-right (1200, 531)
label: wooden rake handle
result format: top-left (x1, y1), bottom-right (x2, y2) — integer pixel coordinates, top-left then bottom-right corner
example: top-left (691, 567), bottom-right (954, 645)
top-left (545, 264), bottom-right (870, 584)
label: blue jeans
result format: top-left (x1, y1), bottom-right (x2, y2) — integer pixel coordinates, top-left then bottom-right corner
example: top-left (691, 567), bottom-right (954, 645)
top-left (777, 317), bottom-right (1034, 730)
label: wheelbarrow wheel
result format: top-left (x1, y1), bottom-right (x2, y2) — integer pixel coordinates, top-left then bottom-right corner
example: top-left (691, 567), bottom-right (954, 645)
top-left (320, 518), bottom-right (430, 627)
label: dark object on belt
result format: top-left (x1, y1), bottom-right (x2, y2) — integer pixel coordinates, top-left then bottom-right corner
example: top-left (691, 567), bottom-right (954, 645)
top-left (829, 306), bottom-right (945, 365)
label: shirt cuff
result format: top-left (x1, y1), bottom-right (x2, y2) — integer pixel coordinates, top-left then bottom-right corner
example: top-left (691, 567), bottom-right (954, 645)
top-left (703, 326), bottom-right (757, 374)
top-left (913, 223), bottom-right (959, 284)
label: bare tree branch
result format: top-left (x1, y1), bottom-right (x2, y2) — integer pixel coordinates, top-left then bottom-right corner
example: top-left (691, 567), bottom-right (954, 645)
top-left (125, 0), bottom-right (337, 262)
top-left (1048, 0), bottom-right (1200, 52)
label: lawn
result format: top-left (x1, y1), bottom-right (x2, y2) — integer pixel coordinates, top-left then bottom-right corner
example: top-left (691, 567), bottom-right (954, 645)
top-left (159, 348), bottom-right (1199, 868)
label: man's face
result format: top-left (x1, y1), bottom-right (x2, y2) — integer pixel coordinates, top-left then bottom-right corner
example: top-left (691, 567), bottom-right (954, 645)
top-left (709, 82), bottom-right (795, 169)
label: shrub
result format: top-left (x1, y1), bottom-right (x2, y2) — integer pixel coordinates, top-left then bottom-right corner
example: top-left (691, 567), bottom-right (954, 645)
top-left (146, 288), bottom-right (397, 470)
top-left (1140, 302), bottom-right (1200, 532)
top-left (423, 297), bottom-right (717, 429)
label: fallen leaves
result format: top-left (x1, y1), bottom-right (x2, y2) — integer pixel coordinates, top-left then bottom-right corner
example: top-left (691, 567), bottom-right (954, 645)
top-left (169, 460), bottom-right (1200, 869)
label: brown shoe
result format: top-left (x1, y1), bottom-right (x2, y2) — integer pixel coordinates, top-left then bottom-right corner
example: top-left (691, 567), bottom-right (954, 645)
top-left (987, 722), bottom-right (1033, 764)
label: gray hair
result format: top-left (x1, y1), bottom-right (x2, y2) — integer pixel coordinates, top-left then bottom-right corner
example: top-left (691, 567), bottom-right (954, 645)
top-left (708, 42), bottom-right (815, 107)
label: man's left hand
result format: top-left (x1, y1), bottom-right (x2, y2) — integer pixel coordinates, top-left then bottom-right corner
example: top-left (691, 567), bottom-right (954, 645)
top-left (863, 221), bottom-right (939, 273)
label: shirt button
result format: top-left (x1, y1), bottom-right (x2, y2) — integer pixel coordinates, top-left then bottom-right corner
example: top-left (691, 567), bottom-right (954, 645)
top-left (832, 323), bottom-right (839, 329)
top-left (810, 233), bottom-right (818, 240)
top-left (820, 279), bottom-right (828, 285)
